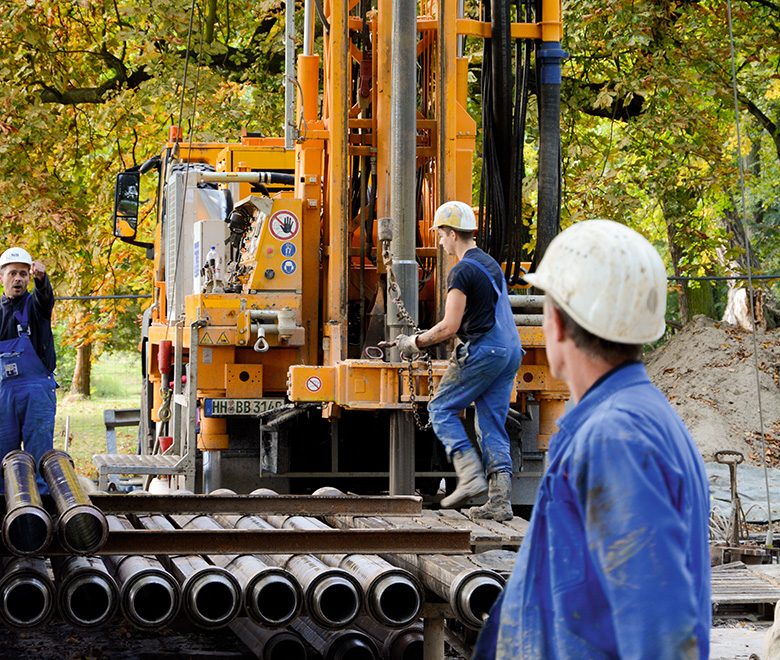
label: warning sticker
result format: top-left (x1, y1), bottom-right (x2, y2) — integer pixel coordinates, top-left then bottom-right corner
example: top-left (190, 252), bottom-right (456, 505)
top-left (201, 332), bottom-right (213, 345)
top-left (217, 332), bottom-right (230, 345)
top-left (281, 242), bottom-right (296, 257)
top-left (305, 376), bottom-right (322, 392)
top-left (281, 259), bottom-right (296, 275)
top-left (269, 211), bottom-right (300, 241)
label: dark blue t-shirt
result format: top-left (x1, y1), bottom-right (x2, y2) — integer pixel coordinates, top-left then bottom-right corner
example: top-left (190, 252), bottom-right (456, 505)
top-left (447, 247), bottom-right (504, 342)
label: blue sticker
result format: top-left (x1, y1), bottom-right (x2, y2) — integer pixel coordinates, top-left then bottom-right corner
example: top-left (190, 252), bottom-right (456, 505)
top-left (281, 259), bottom-right (297, 275)
top-left (281, 242), bottom-right (296, 257)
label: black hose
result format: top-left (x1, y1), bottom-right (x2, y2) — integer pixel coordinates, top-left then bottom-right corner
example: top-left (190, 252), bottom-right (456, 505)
top-left (535, 41), bottom-right (567, 267)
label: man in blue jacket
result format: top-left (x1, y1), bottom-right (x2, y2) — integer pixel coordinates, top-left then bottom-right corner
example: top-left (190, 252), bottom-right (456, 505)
top-left (474, 220), bottom-right (711, 659)
top-left (0, 247), bottom-right (57, 492)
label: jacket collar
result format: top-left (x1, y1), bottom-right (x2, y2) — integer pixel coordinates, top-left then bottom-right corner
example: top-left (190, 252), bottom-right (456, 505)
top-left (557, 361), bottom-right (649, 433)
top-left (1, 291), bottom-right (29, 307)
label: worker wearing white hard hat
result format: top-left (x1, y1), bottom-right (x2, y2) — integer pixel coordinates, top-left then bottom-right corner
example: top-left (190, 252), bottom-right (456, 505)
top-left (475, 220), bottom-right (711, 659)
top-left (395, 201), bottom-right (523, 521)
top-left (0, 247), bottom-right (57, 494)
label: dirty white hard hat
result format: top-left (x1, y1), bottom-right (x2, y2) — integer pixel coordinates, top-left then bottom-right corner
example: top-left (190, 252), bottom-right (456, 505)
top-left (0, 247), bottom-right (33, 269)
top-left (432, 201), bottom-right (478, 232)
top-left (524, 219), bottom-right (667, 344)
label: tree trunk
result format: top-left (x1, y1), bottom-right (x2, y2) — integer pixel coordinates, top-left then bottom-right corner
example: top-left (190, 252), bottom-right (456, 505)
top-left (686, 280), bottom-right (716, 319)
top-left (70, 343), bottom-right (92, 397)
top-left (663, 187), bottom-right (696, 324)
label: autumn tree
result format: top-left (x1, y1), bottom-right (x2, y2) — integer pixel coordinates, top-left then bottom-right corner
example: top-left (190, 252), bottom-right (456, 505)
top-left (0, 0), bottom-right (291, 394)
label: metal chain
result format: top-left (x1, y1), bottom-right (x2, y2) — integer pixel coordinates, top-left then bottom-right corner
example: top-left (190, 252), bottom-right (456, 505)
top-left (381, 242), bottom-right (434, 431)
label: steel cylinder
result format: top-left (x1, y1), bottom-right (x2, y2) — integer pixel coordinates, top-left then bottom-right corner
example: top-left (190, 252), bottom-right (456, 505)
top-left (170, 511), bottom-right (302, 627)
top-left (103, 515), bottom-right (181, 629)
top-left (449, 568), bottom-right (504, 628)
top-left (137, 513), bottom-right (241, 629)
top-left (271, 510), bottom-right (421, 628)
top-left (292, 617), bottom-right (379, 660)
top-left (0, 557), bottom-right (55, 628)
top-left (231, 618), bottom-right (310, 660)
top-left (356, 618), bottom-right (424, 660)
top-left (213, 490), bottom-right (362, 629)
top-left (39, 449), bottom-right (108, 554)
top-left (316, 487), bottom-right (505, 629)
top-left (2, 451), bottom-right (53, 555)
top-left (53, 555), bottom-right (119, 628)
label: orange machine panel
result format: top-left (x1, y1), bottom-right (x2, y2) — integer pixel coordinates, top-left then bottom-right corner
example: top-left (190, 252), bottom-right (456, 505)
top-left (225, 364), bottom-right (264, 397)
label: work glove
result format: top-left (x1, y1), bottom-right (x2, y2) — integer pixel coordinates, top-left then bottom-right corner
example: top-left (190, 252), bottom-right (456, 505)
top-left (395, 333), bottom-right (421, 360)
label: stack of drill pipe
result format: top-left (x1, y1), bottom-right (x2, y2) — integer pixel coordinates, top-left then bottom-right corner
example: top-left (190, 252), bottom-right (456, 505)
top-left (168, 510), bottom-right (302, 627)
top-left (291, 616), bottom-right (380, 660)
top-left (230, 618), bottom-right (311, 660)
top-left (52, 555), bottom-right (119, 627)
top-left (0, 557), bottom-right (55, 628)
top-left (2, 451), bottom-right (53, 556)
top-left (39, 449), bottom-right (108, 554)
top-left (355, 617), bottom-right (424, 660)
top-left (509, 294), bottom-right (545, 326)
top-left (262, 492), bottom-right (423, 628)
top-left (211, 488), bottom-right (362, 628)
top-left (102, 514), bottom-right (182, 629)
top-left (135, 513), bottom-right (242, 629)
top-left (316, 487), bottom-right (505, 629)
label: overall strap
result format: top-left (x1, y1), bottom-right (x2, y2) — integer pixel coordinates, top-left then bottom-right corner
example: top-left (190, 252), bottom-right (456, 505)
top-left (460, 255), bottom-right (504, 297)
top-left (12, 294), bottom-right (32, 337)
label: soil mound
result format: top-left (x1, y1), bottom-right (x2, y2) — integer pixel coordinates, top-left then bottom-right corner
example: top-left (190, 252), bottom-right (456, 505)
top-left (645, 315), bottom-right (780, 465)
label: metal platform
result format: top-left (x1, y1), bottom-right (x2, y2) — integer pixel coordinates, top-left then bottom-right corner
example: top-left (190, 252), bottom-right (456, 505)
top-left (92, 453), bottom-right (191, 490)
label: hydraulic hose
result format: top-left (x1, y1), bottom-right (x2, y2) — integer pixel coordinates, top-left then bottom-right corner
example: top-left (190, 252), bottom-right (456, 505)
top-left (535, 41), bottom-right (567, 267)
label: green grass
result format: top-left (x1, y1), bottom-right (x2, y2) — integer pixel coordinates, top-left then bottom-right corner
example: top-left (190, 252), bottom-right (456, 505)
top-left (54, 352), bottom-right (142, 479)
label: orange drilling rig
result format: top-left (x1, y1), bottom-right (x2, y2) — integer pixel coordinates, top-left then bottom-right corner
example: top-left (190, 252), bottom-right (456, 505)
top-left (103, 0), bottom-right (568, 502)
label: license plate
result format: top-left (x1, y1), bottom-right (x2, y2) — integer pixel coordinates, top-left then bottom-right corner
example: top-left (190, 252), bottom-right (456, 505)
top-left (204, 398), bottom-right (286, 417)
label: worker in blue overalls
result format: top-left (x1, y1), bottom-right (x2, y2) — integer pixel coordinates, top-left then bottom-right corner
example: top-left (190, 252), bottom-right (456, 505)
top-left (395, 201), bottom-right (523, 521)
top-left (0, 247), bottom-right (57, 493)
top-left (473, 220), bottom-right (711, 659)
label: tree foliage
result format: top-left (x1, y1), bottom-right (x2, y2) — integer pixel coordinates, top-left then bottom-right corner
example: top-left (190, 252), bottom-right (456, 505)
top-left (0, 0), bottom-right (778, 392)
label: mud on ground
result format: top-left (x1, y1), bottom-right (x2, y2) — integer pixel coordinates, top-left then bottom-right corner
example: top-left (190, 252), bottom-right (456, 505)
top-left (646, 315), bottom-right (780, 466)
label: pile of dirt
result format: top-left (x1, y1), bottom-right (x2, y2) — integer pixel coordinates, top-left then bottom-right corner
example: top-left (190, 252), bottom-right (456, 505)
top-left (645, 315), bottom-right (780, 466)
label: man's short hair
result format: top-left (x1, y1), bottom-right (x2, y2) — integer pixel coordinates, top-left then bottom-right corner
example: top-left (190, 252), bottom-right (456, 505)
top-left (554, 303), bottom-right (643, 364)
top-left (440, 226), bottom-right (475, 241)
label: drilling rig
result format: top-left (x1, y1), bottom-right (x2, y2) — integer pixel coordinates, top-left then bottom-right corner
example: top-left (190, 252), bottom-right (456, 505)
top-left (102, 0), bottom-right (568, 503)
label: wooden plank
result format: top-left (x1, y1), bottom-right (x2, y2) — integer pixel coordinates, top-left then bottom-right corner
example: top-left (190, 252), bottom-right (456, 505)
top-left (501, 516), bottom-right (531, 536)
top-left (711, 565), bottom-right (780, 606)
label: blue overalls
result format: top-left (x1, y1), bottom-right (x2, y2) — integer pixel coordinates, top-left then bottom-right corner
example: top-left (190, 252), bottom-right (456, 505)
top-left (428, 257), bottom-right (523, 476)
top-left (0, 295), bottom-right (56, 493)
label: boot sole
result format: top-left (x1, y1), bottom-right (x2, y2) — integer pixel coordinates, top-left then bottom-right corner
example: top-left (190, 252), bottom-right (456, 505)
top-left (440, 483), bottom-right (487, 508)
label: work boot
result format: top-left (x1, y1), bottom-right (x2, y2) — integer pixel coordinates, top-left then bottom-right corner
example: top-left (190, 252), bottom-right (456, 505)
top-left (467, 472), bottom-right (513, 522)
top-left (440, 449), bottom-right (488, 509)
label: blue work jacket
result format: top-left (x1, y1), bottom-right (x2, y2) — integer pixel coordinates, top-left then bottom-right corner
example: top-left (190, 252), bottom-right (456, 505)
top-left (474, 362), bottom-right (711, 659)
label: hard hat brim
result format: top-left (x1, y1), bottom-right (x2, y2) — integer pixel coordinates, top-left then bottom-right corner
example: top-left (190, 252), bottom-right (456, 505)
top-left (521, 272), bottom-right (542, 288)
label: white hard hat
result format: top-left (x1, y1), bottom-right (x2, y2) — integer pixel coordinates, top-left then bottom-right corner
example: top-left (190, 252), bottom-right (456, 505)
top-left (524, 219), bottom-right (667, 343)
top-left (0, 247), bottom-right (33, 269)
top-left (433, 201), bottom-right (478, 232)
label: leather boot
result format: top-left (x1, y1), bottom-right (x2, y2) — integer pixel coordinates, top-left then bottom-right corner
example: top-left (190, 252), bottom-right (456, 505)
top-left (467, 472), bottom-right (513, 522)
top-left (440, 449), bottom-right (488, 508)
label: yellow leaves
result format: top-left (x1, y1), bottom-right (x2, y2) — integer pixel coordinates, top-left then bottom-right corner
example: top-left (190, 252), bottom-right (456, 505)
top-left (765, 79), bottom-right (780, 101)
top-left (593, 87), bottom-right (615, 111)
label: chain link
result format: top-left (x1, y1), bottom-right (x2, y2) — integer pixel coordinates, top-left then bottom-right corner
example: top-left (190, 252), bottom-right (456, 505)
top-left (382, 242), bottom-right (434, 431)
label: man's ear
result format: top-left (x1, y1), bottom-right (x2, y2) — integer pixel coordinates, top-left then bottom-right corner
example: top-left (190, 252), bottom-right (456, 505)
top-left (548, 304), bottom-right (567, 343)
